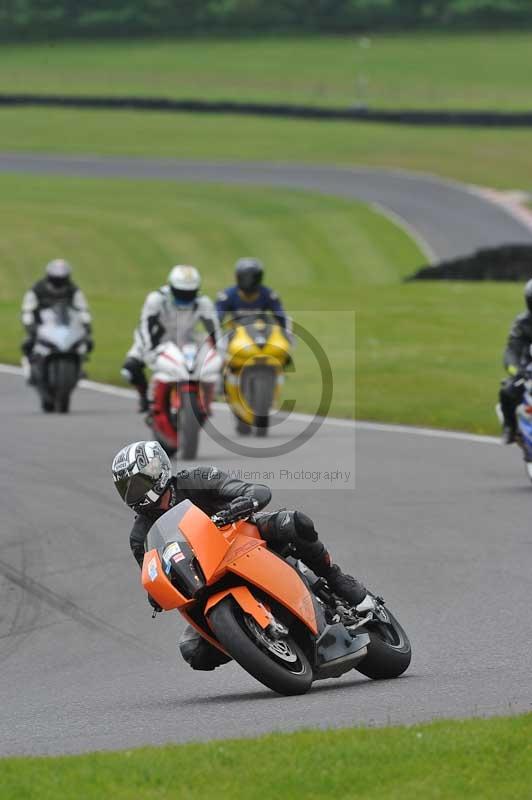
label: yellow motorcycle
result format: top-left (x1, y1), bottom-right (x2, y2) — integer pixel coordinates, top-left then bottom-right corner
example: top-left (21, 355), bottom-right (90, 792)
top-left (224, 317), bottom-right (291, 436)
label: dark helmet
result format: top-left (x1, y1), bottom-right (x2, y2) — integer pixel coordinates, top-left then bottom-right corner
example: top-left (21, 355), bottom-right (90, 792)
top-left (45, 259), bottom-right (72, 291)
top-left (111, 441), bottom-right (172, 512)
top-left (525, 279), bottom-right (532, 312)
top-left (235, 257), bottom-right (263, 294)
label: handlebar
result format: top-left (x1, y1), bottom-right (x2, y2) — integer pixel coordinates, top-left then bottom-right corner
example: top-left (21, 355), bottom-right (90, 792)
top-left (211, 498), bottom-right (259, 528)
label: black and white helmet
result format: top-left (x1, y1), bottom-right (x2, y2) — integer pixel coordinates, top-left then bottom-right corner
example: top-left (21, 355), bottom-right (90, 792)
top-left (111, 441), bottom-right (172, 511)
top-left (45, 258), bottom-right (72, 290)
top-left (235, 257), bottom-right (263, 294)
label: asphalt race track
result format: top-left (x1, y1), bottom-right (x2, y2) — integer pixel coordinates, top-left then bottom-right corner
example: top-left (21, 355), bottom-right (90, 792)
top-left (1, 156), bottom-right (532, 756)
top-left (1, 372), bottom-right (531, 756)
top-left (2, 153), bottom-right (532, 260)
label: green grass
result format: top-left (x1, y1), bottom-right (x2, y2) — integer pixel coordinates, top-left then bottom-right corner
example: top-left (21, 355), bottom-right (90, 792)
top-left (0, 106), bottom-right (530, 190)
top-left (2, 33), bottom-right (532, 111)
top-left (0, 173), bottom-right (423, 421)
top-left (0, 172), bottom-right (520, 432)
top-left (2, 714), bottom-right (531, 800)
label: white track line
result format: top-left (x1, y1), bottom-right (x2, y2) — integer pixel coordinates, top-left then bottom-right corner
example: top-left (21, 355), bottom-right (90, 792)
top-left (370, 201), bottom-right (436, 265)
top-left (1, 362), bottom-right (498, 445)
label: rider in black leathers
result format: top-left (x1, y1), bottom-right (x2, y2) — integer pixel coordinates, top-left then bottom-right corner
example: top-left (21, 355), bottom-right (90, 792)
top-left (112, 441), bottom-right (367, 672)
top-left (21, 259), bottom-right (93, 360)
top-left (499, 280), bottom-right (532, 443)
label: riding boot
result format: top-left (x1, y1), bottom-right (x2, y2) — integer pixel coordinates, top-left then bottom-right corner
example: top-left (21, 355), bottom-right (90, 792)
top-left (200, 381), bottom-right (216, 417)
top-left (306, 548), bottom-right (367, 607)
top-left (135, 386), bottom-right (150, 413)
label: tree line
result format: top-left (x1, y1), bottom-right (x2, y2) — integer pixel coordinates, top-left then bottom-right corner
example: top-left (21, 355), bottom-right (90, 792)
top-left (1, 0), bottom-right (532, 40)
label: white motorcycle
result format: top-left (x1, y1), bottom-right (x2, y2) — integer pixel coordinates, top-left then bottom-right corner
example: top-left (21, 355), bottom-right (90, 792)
top-left (27, 304), bottom-right (89, 413)
top-left (147, 340), bottom-right (222, 459)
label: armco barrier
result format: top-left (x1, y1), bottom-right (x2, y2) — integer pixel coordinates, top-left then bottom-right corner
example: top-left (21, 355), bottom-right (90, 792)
top-left (2, 93), bottom-right (532, 127)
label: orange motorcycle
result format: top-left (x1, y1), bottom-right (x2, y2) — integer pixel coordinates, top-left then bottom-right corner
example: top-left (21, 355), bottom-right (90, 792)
top-left (142, 499), bottom-right (411, 695)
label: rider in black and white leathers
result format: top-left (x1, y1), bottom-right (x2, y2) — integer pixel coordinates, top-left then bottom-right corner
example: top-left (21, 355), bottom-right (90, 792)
top-left (121, 266), bottom-right (221, 411)
top-left (21, 259), bottom-right (92, 360)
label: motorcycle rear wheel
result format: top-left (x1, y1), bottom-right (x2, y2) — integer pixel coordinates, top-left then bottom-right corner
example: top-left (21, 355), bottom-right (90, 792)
top-left (208, 597), bottom-right (313, 696)
top-left (356, 608), bottom-right (411, 680)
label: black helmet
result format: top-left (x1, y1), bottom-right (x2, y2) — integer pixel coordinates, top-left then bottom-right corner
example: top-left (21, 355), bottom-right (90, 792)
top-left (235, 258), bottom-right (263, 294)
top-left (525, 279), bottom-right (532, 312)
top-left (111, 441), bottom-right (172, 512)
top-left (45, 259), bottom-right (72, 291)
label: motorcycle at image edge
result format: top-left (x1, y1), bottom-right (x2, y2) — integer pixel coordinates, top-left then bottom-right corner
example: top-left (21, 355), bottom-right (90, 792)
top-left (497, 359), bottom-right (532, 484)
top-left (25, 303), bottom-right (90, 413)
top-left (142, 499), bottom-right (412, 696)
top-left (146, 340), bottom-right (223, 459)
top-left (223, 317), bottom-right (291, 437)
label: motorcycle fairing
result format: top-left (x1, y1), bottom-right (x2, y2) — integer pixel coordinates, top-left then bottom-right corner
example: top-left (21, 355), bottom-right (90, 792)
top-left (141, 549), bottom-right (194, 611)
top-left (204, 586), bottom-right (273, 630)
top-left (517, 403), bottom-right (532, 458)
top-left (313, 624), bottom-right (370, 680)
top-left (172, 503), bottom-right (318, 634)
top-left (225, 546), bottom-right (318, 635)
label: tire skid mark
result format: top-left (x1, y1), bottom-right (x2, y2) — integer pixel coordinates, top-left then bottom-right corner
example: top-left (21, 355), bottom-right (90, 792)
top-left (0, 542), bottom-right (42, 664)
top-left (0, 557), bottom-right (160, 656)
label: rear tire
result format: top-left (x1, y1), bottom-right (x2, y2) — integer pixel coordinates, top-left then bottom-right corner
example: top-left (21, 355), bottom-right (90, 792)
top-left (180, 391), bottom-right (201, 460)
top-left (356, 608), bottom-right (411, 680)
top-left (208, 597), bottom-right (313, 696)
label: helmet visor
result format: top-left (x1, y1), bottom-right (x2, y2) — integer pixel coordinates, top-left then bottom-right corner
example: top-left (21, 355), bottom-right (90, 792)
top-left (237, 269), bottom-right (262, 293)
top-left (171, 287), bottom-right (198, 305)
top-left (114, 473), bottom-right (154, 506)
top-left (48, 275), bottom-right (69, 289)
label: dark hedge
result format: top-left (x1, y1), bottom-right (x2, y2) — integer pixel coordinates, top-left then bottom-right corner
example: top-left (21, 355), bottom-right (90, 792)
top-left (1, 1), bottom-right (532, 40)
top-left (407, 245), bottom-right (532, 282)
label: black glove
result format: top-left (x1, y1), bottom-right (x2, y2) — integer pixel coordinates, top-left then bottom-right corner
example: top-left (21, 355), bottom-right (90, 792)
top-left (21, 337), bottom-right (35, 357)
top-left (228, 496), bottom-right (258, 518)
top-left (86, 337), bottom-right (94, 354)
top-left (148, 594), bottom-right (162, 613)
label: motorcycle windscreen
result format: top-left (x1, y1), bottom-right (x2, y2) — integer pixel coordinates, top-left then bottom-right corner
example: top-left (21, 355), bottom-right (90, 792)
top-left (145, 500), bottom-right (195, 552)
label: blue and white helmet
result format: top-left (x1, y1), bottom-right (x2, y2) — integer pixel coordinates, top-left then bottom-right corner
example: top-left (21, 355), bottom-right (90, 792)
top-left (111, 441), bottom-right (171, 511)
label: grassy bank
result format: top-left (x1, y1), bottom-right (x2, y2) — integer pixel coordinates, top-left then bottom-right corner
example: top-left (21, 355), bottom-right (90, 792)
top-left (1, 34), bottom-right (532, 111)
top-left (0, 173), bottom-right (519, 432)
top-left (0, 107), bottom-right (529, 191)
top-left (2, 714), bottom-right (531, 800)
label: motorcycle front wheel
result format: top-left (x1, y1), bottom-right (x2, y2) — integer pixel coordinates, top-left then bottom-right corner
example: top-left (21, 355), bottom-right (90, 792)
top-left (47, 358), bottom-right (79, 413)
top-left (356, 607), bottom-right (411, 680)
top-left (208, 597), bottom-right (313, 696)
top-left (180, 390), bottom-right (201, 460)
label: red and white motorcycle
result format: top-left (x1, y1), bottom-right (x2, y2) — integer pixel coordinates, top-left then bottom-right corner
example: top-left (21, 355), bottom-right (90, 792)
top-left (146, 340), bottom-right (222, 459)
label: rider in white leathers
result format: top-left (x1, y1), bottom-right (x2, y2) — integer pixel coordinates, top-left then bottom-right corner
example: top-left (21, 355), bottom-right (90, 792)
top-left (122, 266), bottom-right (221, 411)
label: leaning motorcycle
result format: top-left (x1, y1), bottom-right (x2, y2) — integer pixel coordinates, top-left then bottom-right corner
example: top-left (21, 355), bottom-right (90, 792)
top-left (498, 362), bottom-right (532, 484)
top-left (224, 318), bottom-right (291, 437)
top-left (147, 340), bottom-right (222, 459)
top-left (142, 499), bottom-right (411, 696)
top-left (27, 304), bottom-right (89, 413)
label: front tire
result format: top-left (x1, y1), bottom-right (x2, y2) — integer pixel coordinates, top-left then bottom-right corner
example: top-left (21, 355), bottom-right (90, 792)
top-left (356, 608), bottom-right (411, 680)
top-left (208, 597), bottom-right (313, 696)
top-left (180, 391), bottom-right (201, 460)
top-left (48, 359), bottom-right (78, 414)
